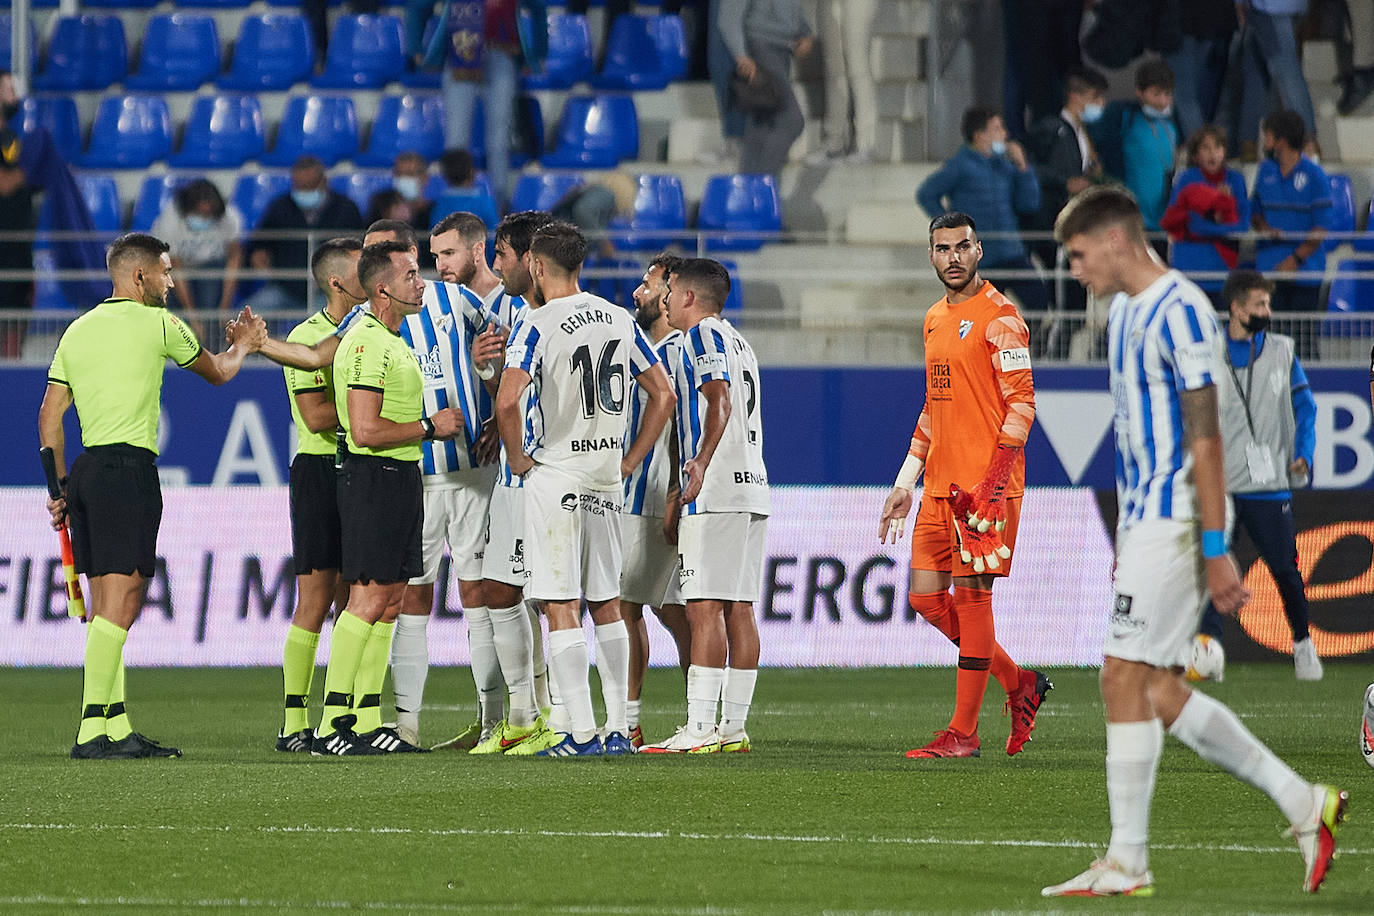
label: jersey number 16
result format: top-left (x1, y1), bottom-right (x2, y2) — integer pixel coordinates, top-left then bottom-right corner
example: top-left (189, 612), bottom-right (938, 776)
top-left (571, 340), bottom-right (626, 418)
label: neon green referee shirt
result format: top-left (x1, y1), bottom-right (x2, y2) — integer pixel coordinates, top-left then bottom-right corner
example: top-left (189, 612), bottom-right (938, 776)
top-left (334, 311), bottom-right (423, 462)
top-left (48, 298), bottom-right (202, 454)
top-left (284, 308), bottom-right (341, 458)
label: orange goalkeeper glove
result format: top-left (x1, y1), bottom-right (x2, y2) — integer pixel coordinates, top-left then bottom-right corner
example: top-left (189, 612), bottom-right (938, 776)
top-left (963, 445), bottom-right (1020, 534)
top-left (949, 483), bottom-right (1012, 573)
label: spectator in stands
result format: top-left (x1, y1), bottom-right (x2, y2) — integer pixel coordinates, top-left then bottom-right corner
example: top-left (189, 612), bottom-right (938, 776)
top-left (430, 148), bottom-right (499, 232)
top-left (718, 0), bottom-right (814, 177)
top-left (1167, 0), bottom-right (1239, 142)
top-left (304, 0), bottom-right (381, 68)
top-left (567, 0), bottom-right (706, 74)
top-left (152, 179), bottom-right (243, 321)
top-left (407, 0), bottom-right (547, 209)
top-left (0, 125), bottom-right (33, 356)
top-left (917, 107), bottom-right (1048, 315)
top-left (551, 170), bottom-right (638, 259)
top-left (244, 155), bottom-right (364, 312)
top-left (699, 1), bottom-right (747, 165)
top-left (807, 0), bottom-right (877, 165)
top-left (1162, 125), bottom-right (1249, 274)
top-left (1027, 68), bottom-right (1108, 244)
top-left (1004, 0), bottom-right (1088, 137)
top-left (1238, 0), bottom-right (1318, 152)
top-left (366, 151), bottom-right (433, 231)
top-left (1338, 2), bottom-right (1374, 114)
top-left (1123, 60), bottom-right (1180, 233)
top-left (1250, 109), bottom-right (1330, 355)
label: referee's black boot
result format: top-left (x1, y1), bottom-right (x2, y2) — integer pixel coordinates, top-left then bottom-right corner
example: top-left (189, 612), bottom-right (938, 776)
top-left (71, 735), bottom-right (142, 760)
top-left (109, 732), bottom-right (183, 758)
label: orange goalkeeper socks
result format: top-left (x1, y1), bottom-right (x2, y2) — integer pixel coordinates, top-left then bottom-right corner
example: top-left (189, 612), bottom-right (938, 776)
top-left (950, 587), bottom-right (996, 736)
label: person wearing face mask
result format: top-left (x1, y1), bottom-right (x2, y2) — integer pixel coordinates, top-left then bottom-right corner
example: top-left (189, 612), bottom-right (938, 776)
top-left (1188, 269), bottom-right (1320, 684)
top-left (243, 155), bottom-right (364, 313)
top-left (918, 108), bottom-right (1048, 318)
top-left (151, 179), bottom-right (242, 329)
top-left (1122, 61), bottom-right (1180, 235)
top-left (365, 151), bottom-right (433, 245)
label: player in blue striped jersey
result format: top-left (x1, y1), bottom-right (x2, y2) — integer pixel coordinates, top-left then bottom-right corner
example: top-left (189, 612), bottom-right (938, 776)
top-left (618, 254), bottom-right (693, 748)
top-left (1043, 186), bottom-right (1345, 898)
top-left (642, 259), bottom-right (769, 755)
top-left (497, 222), bottom-right (675, 758)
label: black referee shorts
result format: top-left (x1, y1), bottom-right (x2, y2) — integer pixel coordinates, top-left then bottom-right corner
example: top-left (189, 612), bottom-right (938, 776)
top-left (337, 455), bottom-right (422, 585)
top-left (289, 453), bottom-right (342, 575)
top-left (67, 444), bottom-right (161, 578)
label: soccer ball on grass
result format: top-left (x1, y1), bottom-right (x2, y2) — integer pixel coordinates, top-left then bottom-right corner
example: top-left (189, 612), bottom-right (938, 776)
top-left (1185, 634), bottom-right (1225, 683)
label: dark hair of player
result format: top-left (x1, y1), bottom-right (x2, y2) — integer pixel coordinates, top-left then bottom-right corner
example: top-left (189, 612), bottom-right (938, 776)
top-left (439, 148), bottom-right (476, 187)
top-left (365, 218), bottom-right (417, 249)
top-left (496, 210), bottom-right (555, 257)
top-left (929, 211), bottom-right (977, 246)
top-left (1222, 269), bottom-right (1276, 310)
top-left (107, 233), bottom-right (170, 272)
top-left (311, 237), bottom-right (364, 290)
top-left (1261, 109), bottom-right (1307, 151)
top-left (1054, 184), bottom-right (1146, 245)
top-left (529, 221), bottom-right (587, 274)
top-left (671, 257), bottom-right (731, 311)
top-left (960, 107), bottom-right (1000, 143)
top-left (648, 252), bottom-right (685, 277)
top-left (358, 240), bottom-right (411, 295)
top-left (432, 210), bottom-right (487, 243)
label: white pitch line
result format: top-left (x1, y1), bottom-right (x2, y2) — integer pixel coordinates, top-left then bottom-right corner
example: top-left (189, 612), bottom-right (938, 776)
top-left (0, 896), bottom-right (750, 915)
top-left (2, 822), bottom-right (1367, 857)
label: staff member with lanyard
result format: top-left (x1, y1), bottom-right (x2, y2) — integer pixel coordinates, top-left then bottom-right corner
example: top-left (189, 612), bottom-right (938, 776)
top-left (1194, 269), bottom-right (1321, 682)
top-left (38, 232), bottom-right (266, 759)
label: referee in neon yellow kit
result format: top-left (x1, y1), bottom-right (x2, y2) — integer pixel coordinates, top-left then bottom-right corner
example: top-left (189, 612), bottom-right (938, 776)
top-left (38, 233), bottom-right (266, 759)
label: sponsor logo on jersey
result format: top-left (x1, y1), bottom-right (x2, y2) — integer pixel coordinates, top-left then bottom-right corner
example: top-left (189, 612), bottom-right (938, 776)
top-left (571, 437), bottom-right (620, 452)
top-left (998, 347), bottom-right (1032, 371)
top-left (561, 493), bottom-right (578, 511)
top-left (928, 361), bottom-right (952, 395)
top-left (510, 538), bottom-right (525, 573)
top-left (1113, 594), bottom-right (1133, 616)
top-left (959, 319), bottom-right (974, 339)
top-left (733, 471), bottom-right (768, 486)
top-left (694, 352), bottom-right (728, 375)
top-left (417, 344), bottom-right (444, 381)
top-left (578, 493), bottom-right (619, 516)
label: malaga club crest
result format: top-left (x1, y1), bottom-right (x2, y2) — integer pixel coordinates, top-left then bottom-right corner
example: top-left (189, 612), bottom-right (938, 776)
top-left (959, 319), bottom-right (974, 339)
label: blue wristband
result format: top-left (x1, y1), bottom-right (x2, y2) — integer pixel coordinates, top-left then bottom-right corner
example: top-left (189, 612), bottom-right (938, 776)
top-left (1201, 529), bottom-right (1227, 559)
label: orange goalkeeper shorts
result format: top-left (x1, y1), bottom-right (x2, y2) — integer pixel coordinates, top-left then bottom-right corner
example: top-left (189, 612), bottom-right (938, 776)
top-left (909, 495), bottom-right (1022, 578)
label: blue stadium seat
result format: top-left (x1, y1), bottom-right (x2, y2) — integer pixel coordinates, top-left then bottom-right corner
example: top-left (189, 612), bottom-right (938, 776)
top-left (649, 14), bottom-right (689, 82)
top-left (593, 15), bottom-right (670, 90)
top-left (718, 258), bottom-right (744, 316)
top-left (543, 94), bottom-right (638, 168)
top-left (0, 16), bottom-right (37, 73)
top-left (170, 95), bottom-right (265, 168)
top-left (1327, 173), bottom-right (1356, 254)
top-left (511, 173), bottom-right (584, 213)
top-left (82, 0), bottom-right (160, 7)
top-left (231, 173), bottom-right (292, 230)
top-left (1168, 241), bottom-right (1229, 293)
top-left (81, 95), bottom-right (173, 168)
top-left (330, 171), bottom-right (394, 216)
top-left (471, 96), bottom-right (544, 168)
top-left (357, 94), bottom-right (445, 166)
top-left (177, 0), bottom-right (254, 6)
top-left (41, 174), bottom-right (123, 235)
top-left (610, 174), bottom-right (687, 251)
top-left (523, 13), bottom-right (594, 89)
top-left (262, 95), bottom-right (358, 166)
top-left (1327, 259), bottom-right (1374, 312)
top-left (696, 174), bottom-right (783, 252)
top-left (130, 174), bottom-right (202, 232)
top-left (126, 14), bottom-right (221, 91)
top-left (313, 14), bottom-right (406, 89)
top-left (34, 16), bottom-right (128, 91)
top-left (17, 97), bottom-right (82, 161)
top-left (1356, 197), bottom-right (1374, 253)
top-left (218, 15), bottom-right (314, 91)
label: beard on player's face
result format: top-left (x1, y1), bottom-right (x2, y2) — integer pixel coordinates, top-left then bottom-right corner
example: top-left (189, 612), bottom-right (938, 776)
top-left (939, 263), bottom-right (976, 293)
top-left (635, 291), bottom-right (663, 331)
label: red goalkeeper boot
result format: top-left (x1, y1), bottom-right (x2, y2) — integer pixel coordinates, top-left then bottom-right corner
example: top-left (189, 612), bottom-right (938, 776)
top-left (1005, 669), bottom-right (1053, 756)
top-left (905, 727), bottom-right (980, 758)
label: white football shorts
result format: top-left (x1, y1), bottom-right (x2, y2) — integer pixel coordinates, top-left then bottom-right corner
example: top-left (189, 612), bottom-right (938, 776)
top-left (677, 511), bottom-right (768, 603)
top-left (523, 464), bottom-right (622, 603)
top-left (410, 467), bottom-right (498, 585)
top-left (619, 511), bottom-right (683, 607)
top-left (1105, 519), bottom-right (1208, 669)
top-left (482, 482), bottom-right (529, 587)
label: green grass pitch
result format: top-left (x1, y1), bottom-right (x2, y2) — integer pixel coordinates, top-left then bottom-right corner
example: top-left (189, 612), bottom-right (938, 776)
top-left (0, 663), bottom-right (1369, 914)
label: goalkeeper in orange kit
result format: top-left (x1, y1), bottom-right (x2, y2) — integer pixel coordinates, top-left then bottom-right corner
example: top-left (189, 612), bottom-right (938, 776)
top-left (878, 211), bottom-right (1051, 759)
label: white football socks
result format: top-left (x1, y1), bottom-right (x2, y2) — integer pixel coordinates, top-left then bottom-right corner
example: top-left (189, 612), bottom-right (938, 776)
top-left (1168, 690), bottom-right (1312, 825)
top-left (548, 628), bottom-right (597, 743)
top-left (594, 620), bottom-right (631, 735)
top-left (389, 613), bottom-right (429, 735)
top-left (528, 601), bottom-right (551, 712)
top-left (466, 605), bottom-right (506, 727)
top-left (489, 602), bottom-right (537, 727)
top-left (1105, 719), bottom-right (1163, 876)
top-left (626, 698), bottom-right (642, 731)
top-left (686, 665), bottom-right (725, 735)
top-left (720, 667), bottom-right (757, 738)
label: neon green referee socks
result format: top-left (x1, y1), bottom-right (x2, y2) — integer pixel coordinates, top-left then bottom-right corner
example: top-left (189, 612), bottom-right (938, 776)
top-left (316, 612), bottom-right (373, 738)
top-left (77, 616), bottom-right (127, 744)
top-left (351, 620), bottom-right (396, 734)
top-left (104, 654), bottom-right (133, 742)
top-left (282, 624), bottom-right (321, 735)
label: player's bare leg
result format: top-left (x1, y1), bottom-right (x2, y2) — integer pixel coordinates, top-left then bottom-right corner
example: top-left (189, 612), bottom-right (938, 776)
top-left (621, 600), bottom-right (650, 745)
top-left (653, 603), bottom-right (692, 681)
top-left (278, 567), bottom-right (338, 750)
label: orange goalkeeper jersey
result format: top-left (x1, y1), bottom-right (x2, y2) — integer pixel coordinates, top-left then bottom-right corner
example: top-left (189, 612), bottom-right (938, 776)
top-left (910, 280), bottom-right (1036, 497)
